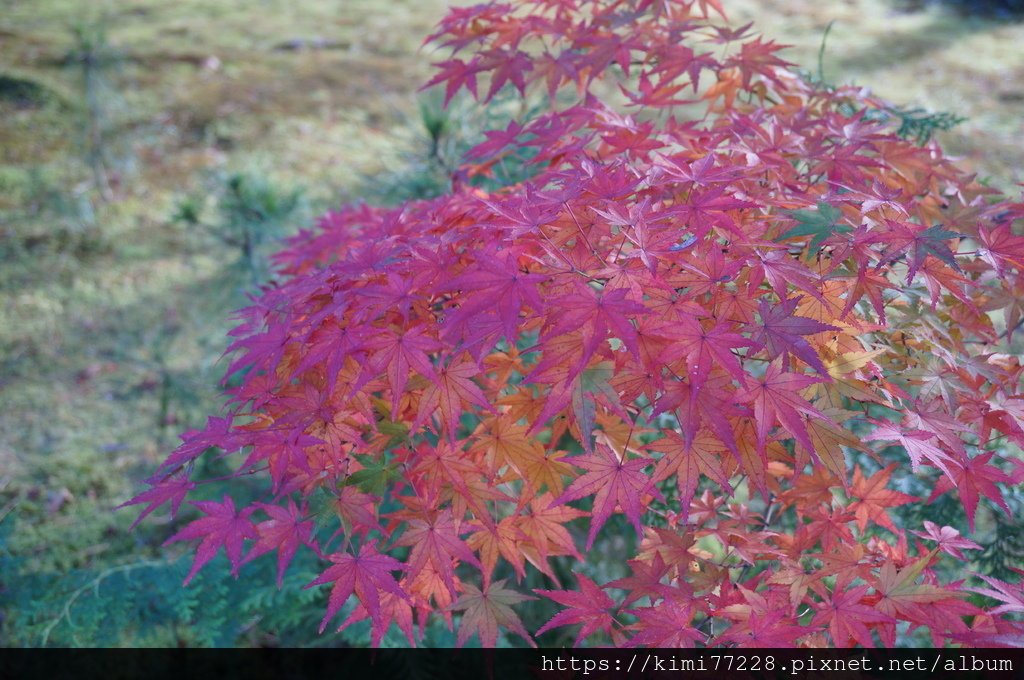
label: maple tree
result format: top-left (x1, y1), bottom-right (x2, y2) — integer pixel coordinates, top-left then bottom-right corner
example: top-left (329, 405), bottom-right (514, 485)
top-left (126, 0), bottom-right (1024, 647)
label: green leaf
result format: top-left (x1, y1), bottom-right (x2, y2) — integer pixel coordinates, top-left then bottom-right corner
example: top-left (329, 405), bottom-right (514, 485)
top-left (340, 454), bottom-right (402, 497)
top-left (916, 225), bottom-right (963, 271)
top-left (378, 419), bottom-right (410, 446)
top-left (307, 487), bottom-right (341, 536)
top-left (778, 201), bottom-right (850, 249)
top-left (572, 361), bottom-right (617, 451)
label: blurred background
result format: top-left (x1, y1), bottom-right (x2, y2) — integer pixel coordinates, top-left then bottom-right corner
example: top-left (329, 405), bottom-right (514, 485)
top-left (1, 0), bottom-right (1022, 646)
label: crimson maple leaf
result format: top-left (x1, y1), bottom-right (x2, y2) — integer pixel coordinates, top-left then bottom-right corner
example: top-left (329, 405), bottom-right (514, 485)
top-left (747, 297), bottom-right (839, 376)
top-left (414, 354), bottom-right (493, 438)
top-left (356, 271), bottom-right (430, 324)
top-left (481, 48), bottom-right (533, 101)
top-left (713, 609), bottom-right (811, 647)
top-left (847, 465), bottom-right (917, 532)
top-left (165, 496), bottom-right (257, 585)
top-left (158, 415), bottom-right (235, 471)
top-left (422, 58), bottom-right (481, 105)
top-left (650, 429), bottom-right (732, 518)
top-left (338, 590), bottom-right (416, 647)
top-left (535, 574), bottom-right (616, 646)
top-left (654, 371), bottom-right (745, 460)
top-left (518, 494), bottom-right (585, 577)
top-left (605, 552), bottom-right (679, 607)
top-left (551, 442), bottom-right (660, 550)
top-left (622, 73), bottom-right (696, 108)
top-left (868, 552), bottom-right (966, 647)
top-left (451, 579), bottom-right (537, 647)
top-left (979, 222), bottom-right (1024, 276)
top-left (654, 315), bottom-right (751, 388)
top-left (737, 362), bottom-right (829, 468)
top-left (623, 598), bottom-right (705, 647)
top-left (926, 451), bottom-right (1012, 531)
top-left (911, 521), bottom-right (981, 561)
top-left (876, 221), bottom-right (963, 283)
top-left (543, 282), bottom-right (648, 376)
top-left (665, 185), bottom-right (754, 240)
top-left (243, 500), bottom-right (316, 587)
top-left (306, 540), bottom-right (409, 636)
top-left (654, 153), bottom-right (740, 187)
top-left (465, 119), bottom-right (525, 160)
top-left (725, 36), bottom-right (794, 88)
top-left (395, 508), bottom-right (481, 597)
top-left (120, 471), bottom-right (195, 530)
top-left (866, 421), bottom-right (956, 478)
top-left (592, 198), bottom-right (675, 273)
top-left (365, 325), bottom-right (440, 418)
top-left (439, 246), bottom-right (547, 342)
top-left (467, 518), bottom-right (529, 584)
top-left (812, 575), bottom-right (894, 647)
top-left (481, 187), bottom-right (561, 238)
top-left (968, 569), bottom-right (1024, 615)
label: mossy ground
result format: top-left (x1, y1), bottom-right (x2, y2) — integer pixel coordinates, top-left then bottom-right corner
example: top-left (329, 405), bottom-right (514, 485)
top-left (0, 0), bottom-right (1021, 646)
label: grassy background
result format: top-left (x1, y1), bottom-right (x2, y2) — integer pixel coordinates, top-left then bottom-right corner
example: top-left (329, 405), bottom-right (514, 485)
top-left (1, 0), bottom-right (1022, 646)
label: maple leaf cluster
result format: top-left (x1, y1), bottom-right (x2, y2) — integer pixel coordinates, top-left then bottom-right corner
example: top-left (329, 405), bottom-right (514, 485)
top-left (127, 0), bottom-right (1024, 647)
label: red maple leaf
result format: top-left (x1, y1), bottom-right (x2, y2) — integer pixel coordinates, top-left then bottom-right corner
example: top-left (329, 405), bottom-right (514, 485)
top-left (623, 598), bottom-right (705, 647)
top-left (543, 282), bottom-right (648, 375)
top-left (747, 297), bottom-right (839, 376)
top-left (451, 579), bottom-right (536, 647)
top-left (467, 517), bottom-right (529, 584)
top-left (868, 552), bottom-right (966, 647)
top-left (422, 58), bottom-right (481, 105)
top-left (306, 540), bottom-right (409, 636)
top-left (535, 574), bottom-right (616, 646)
top-left (414, 354), bottom-right (492, 438)
top-left (847, 465), bottom-right (917, 532)
top-left (120, 471), bottom-right (196, 530)
top-left (480, 187), bottom-right (561, 238)
top-left (910, 521), bottom-right (981, 561)
top-left (165, 496), bottom-right (257, 585)
top-left (551, 442), bottom-right (659, 550)
top-left (243, 500), bottom-right (316, 587)
top-left (650, 429), bottom-right (732, 517)
top-left (338, 590), bottom-right (416, 647)
top-left (481, 48), bottom-right (533, 101)
top-left (605, 552), bottom-right (679, 607)
top-left (968, 569), bottom-right (1024, 615)
top-left (665, 185), bottom-right (754, 240)
top-left (737, 362), bottom-right (828, 465)
top-left (875, 221), bottom-right (963, 283)
top-left (438, 246), bottom-right (547, 342)
top-left (654, 315), bottom-right (752, 387)
top-left (712, 609), bottom-right (810, 647)
top-left (866, 421), bottom-right (956, 478)
top-left (812, 575), bottom-right (894, 647)
top-left (926, 451), bottom-right (1012, 531)
top-left (517, 494), bottom-right (585, 577)
top-left (724, 36), bottom-right (794, 88)
top-left (979, 222), bottom-right (1024, 276)
top-left (395, 508), bottom-right (481, 597)
top-left (365, 325), bottom-right (440, 418)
